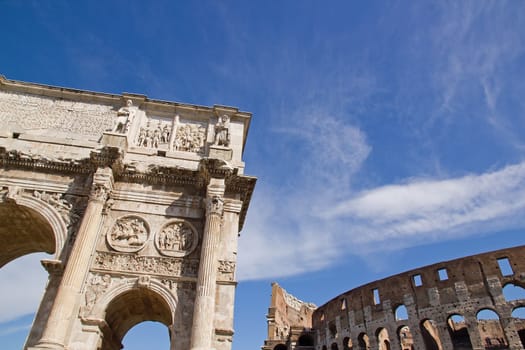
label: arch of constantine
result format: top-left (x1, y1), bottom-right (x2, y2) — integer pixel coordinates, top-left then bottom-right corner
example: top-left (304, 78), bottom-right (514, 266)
top-left (0, 76), bottom-right (256, 350)
top-left (264, 245), bottom-right (525, 350)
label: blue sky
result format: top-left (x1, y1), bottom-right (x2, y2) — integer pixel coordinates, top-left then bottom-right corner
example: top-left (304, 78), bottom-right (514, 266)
top-left (1, 1), bottom-right (525, 349)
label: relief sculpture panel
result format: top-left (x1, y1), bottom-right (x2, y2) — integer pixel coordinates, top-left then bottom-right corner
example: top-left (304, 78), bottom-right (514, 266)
top-left (155, 220), bottom-right (198, 257)
top-left (106, 215), bottom-right (149, 253)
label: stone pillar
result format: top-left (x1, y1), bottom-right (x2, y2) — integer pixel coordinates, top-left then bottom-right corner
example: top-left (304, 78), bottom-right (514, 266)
top-left (190, 177), bottom-right (225, 350)
top-left (31, 167), bottom-right (113, 350)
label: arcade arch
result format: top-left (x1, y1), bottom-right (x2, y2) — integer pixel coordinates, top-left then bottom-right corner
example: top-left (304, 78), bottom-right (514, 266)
top-left (447, 314), bottom-right (472, 349)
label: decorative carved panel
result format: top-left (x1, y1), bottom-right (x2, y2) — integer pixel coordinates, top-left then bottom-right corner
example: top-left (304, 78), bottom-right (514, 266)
top-left (155, 220), bottom-right (199, 257)
top-left (106, 215), bottom-right (149, 253)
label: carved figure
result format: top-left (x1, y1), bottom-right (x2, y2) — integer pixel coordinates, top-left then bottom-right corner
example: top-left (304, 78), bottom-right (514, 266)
top-left (107, 216), bottom-right (149, 252)
top-left (156, 221), bottom-right (197, 257)
top-left (85, 274), bottom-right (111, 309)
top-left (113, 100), bottom-right (135, 133)
top-left (213, 114), bottom-right (230, 147)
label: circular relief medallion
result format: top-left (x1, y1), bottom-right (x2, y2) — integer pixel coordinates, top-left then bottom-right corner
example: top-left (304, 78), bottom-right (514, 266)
top-left (107, 215), bottom-right (149, 253)
top-left (155, 220), bottom-right (198, 257)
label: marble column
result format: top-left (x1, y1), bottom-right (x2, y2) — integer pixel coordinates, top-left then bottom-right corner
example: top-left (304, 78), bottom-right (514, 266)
top-left (31, 167), bottom-right (113, 350)
top-left (190, 178), bottom-right (225, 350)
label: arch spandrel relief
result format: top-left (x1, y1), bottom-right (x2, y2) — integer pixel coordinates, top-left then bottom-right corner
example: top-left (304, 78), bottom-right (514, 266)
top-left (155, 220), bottom-right (199, 257)
top-left (106, 215), bottom-right (150, 253)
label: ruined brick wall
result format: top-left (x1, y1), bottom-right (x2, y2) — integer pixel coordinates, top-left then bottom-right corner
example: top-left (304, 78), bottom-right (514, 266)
top-left (263, 283), bottom-right (317, 350)
top-left (312, 245), bottom-right (525, 350)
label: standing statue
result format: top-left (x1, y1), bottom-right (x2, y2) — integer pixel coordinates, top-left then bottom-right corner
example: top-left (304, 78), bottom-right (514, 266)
top-left (113, 99), bottom-right (135, 133)
top-left (213, 114), bottom-right (230, 147)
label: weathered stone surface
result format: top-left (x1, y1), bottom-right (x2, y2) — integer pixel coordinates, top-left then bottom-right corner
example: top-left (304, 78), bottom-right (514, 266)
top-left (0, 76), bottom-right (256, 350)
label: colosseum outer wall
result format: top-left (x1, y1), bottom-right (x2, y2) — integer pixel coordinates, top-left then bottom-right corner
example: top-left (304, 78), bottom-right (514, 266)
top-left (312, 245), bottom-right (525, 350)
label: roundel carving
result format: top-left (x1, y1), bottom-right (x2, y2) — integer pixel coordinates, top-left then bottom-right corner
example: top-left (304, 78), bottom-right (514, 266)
top-left (107, 215), bottom-right (149, 253)
top-left (155, 220), bottom-right (198, 257)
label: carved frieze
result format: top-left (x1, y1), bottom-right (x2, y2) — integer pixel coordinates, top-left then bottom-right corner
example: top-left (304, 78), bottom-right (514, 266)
top-left (155, 220), bottom-right (198, 257)
top-left (106, 216), bottom-right (149, 253)
top-left (0, 91), bottom-right (114, 138)
top-left (93, 251), bottom-right (199, 278)
top-left (134, 115), bottom-right (207, 154)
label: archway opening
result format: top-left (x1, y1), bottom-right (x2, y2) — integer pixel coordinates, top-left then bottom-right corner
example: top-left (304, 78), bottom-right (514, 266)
top-left (331, 342), bottom-right (339, 350)
top-left (502, 283), bottom-right (525, 302)
top-left (511, 307), bottom-right (525, 348)
top-left (420, 319), bottom-right (442, 350)
top-left (395, 305), bottom-right (408, 321)
top-left (298, 334), bottom-right (314, 347)
top-left (101, 288), bottom-right (173, 350)
top-left (0, 202), bottom-right (56, 267)
top-left (476, 309), bottom-right (508, 349)
top-left (274, 344), bottom-right (287, 350)
top-left (447, 314), bottom-right (472, 350)
top-left (376, 328), bottom-right (391, 350)
top-left (358, 333), bottom-right (369, 350)
top-left (398, 325), bottom-right (414, 350)
top-left (121, 321), bottom-right (170, 350)
top-left (343, 336), bottom-right (353, 350)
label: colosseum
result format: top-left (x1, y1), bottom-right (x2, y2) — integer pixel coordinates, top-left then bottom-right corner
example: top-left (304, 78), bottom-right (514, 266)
top-left (263, 245), bottom-right (525, 350)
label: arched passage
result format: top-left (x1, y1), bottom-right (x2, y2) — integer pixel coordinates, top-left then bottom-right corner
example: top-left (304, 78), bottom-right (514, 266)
top-left (0, 201), bottom-right (56, 267)
top-left (512, 307), bottom-right (525, 348)
top-left (397, 325), bottom-right (414, 350)
top-left (274, 344), bottom-right (287, 350)
top-left (298, 334), bottom-right (314, 347)
top-left (502, 283), bottom-right (525, 301)
top-left (358, 333), bottom-right (370, 350)
top-left (447, 314), bottom-right (472, 349)
top-left (100, 287), bottom-right (174, 350)
top-left (376, 328), bottom-right (391, 350)
top-left (420, 319), bottom-right (443, 350)
top-left (476, 309), bottom-right (508, 349)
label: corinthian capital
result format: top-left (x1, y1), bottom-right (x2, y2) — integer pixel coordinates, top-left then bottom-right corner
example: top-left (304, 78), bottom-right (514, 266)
top-left (205, 195), bottom-right (224, 216)
top-left (89, 183), bottom-right (111, 203)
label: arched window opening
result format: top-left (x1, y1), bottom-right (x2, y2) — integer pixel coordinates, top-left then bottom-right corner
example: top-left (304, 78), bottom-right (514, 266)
top-left (101, 288), bottom-right (173, 350)
top-left (398, 325), bottom-right (414, 350)
top-left (447, 314), bottom-right (472, 350)
top-left (329, 321), bottom-right (338, 338)
top-left (322, 346), bottom-right (327, 350)
top-left (476, 309), bottom-right (508, 349)
top-left (502, 283), bottom-right (525, 301)
top-left (343, 336), bottom-right (353, 350)
top-left (121, 321), bottom-right (170, 349)
top-left (331, 342), bottom-right (339, 350)
top-left (513, 307), bottom-right (525, 348)
top-left (0, 252), bottom-right (52, 349)
top-left (420, 319), bottom-right (443, 350)
top-left (395, 305), bottom-right (409, 321)
top-left (298, 334), bottom-right (314, 347)
top-left (358, 333), bottom-right (370, 350)
top-left (274, 344), bottom-right (287, 350)
top-left (376, 328), bottom-right (391, 350)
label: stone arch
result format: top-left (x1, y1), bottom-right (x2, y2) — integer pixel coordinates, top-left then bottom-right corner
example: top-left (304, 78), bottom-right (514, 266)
top-left (274, 344), bottom-right (287, 350)
top-left (297, 334), bottom-right (314, 346)
top-left (343, 336), bottom-right (353, 350)
top-left (331, 342), bottom-right (339, 350)
top-left (0, 191), bottom-right (69, 267)
top-left (476, 308), bottom-right (508, 349)
top-left (87, 277), bottom-right (177, 350)
top-left (376, 328), bottom-right (391, 350)
top-left (395, 304), bottom-right (409, 321)
top-left (447, 314), bottom-right (472, 349)
top-left (90, 277), bottom-right (177, 320)
top-left (511, 307), bottom-right (525, 348)
top-left (420, 319), bottom-right (443, 350)
top-left (358, 333), bottom-right (370, 350)
top-left (397, 325), bottom-right (414, 350)
top-left (502, 283), bottom-right (525, 301)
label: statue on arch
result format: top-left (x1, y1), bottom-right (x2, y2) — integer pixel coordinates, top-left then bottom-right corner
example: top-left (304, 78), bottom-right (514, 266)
top-left (113, 99), bottom-right (135, 133)
top-left (213, 114), bottom-right (230, 147)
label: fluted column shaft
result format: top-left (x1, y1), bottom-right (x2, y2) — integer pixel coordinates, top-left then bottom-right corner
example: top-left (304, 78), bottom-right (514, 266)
top-left (190, 178), bottom-right (225, 350)
top-left (33, 167), bottom-right (113, 350)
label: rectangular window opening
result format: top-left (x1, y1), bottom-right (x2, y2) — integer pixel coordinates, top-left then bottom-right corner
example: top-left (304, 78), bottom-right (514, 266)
top-left (157, 150), bottom-right (166, 157)
top-left (12, 132), bottom-right (20, 139)
top-left (497, 257), bottom-right (514, 276)
top-left (373, 288), bottom-right (380, 305)
top-left (438, 268), bottom-right (448, 281)
top-left (413, 274), bottom-right (423, 287)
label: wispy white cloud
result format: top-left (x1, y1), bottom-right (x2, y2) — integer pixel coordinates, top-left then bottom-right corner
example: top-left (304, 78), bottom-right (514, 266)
top-left (0, 323), bottom-right (31, 336)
